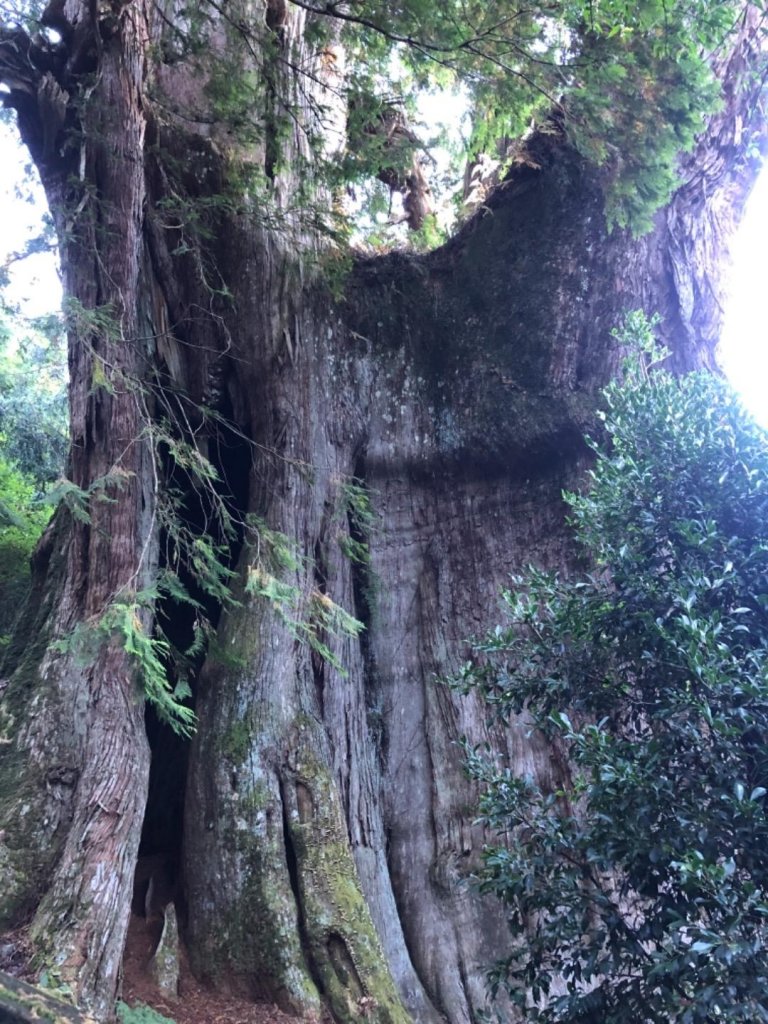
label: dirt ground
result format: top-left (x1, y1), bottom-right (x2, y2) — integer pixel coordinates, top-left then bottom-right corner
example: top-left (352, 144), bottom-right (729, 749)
top-left (121, 912), bottom-right (313, 1024)
top-left (1, 912), bottom-right (328, 1024)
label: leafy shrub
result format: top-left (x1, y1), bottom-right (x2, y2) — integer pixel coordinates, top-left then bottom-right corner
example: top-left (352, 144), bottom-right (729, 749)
top-left (459, 315), bottom-right (768, 1022)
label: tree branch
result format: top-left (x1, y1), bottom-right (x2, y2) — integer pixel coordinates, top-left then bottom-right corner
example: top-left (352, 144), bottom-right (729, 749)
top-left (0, 26), bottom-right (42, 97)
top-left (285, 0), bottom-right (564, 109)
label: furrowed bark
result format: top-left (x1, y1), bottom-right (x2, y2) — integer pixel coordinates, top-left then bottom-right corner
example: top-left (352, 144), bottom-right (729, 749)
top-left (0, 2), bottom-right (156, 1015)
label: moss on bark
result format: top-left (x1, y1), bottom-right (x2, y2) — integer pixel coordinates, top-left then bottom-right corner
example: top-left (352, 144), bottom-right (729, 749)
top-left (282, 729), bottom-right (411, 1024)
top-left (0, 970), bottom-right (97, 1023)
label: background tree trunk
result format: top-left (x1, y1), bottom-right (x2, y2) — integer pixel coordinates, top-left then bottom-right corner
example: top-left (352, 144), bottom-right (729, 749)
top-left (0, 3), bottom-right (765, 1022)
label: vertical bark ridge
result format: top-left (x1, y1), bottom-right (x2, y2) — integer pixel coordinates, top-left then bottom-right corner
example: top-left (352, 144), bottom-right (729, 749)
top-left (181, 252), bottom-right (416, 1020)
top-left (26, 5), bottom-right (156, 1010)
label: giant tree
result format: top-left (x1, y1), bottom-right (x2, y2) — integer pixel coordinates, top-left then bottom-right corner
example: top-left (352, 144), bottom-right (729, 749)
top-left (0, 1), bottom-right (765, 1022)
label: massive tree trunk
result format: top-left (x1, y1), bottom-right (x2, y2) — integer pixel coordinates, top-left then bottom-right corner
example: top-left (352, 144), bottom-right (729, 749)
top-left (0, 2), bottom-right (765, 1022)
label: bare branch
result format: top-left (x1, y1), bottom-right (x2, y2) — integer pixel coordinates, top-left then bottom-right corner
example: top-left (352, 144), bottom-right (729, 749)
top-left (0, 25), bottom-right (41, 96)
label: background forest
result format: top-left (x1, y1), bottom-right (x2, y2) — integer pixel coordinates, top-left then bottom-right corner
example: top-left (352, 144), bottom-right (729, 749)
top-left (0, 313), bottom-right (66, 640)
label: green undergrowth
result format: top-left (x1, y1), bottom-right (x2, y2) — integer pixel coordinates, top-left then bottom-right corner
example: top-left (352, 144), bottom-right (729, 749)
top-left (117, 1002), bottom-right (176, 1024)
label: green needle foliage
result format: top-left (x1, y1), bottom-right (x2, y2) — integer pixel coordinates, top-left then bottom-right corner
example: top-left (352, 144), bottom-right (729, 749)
top-left (245, 514), bottom-right (364, 675)
top-left (314, 0), bottom-right (740, 233)
top-left (81, 0), bottom-right (745, 238)
top-left (458, 313), bottom-right (768, 1023)
top-left (57, 595), bottom-right (198, 737)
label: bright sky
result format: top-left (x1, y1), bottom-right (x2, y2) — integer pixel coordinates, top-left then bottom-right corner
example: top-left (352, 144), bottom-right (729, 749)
top-left (0, 122), bottom-right (61, 316)
top-left (719, 169), bottom-right (768, 426)
top-left (0, 118), bottom-right (766, 425)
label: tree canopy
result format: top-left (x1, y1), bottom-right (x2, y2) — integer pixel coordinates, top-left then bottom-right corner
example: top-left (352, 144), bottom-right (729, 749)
top-left (0, 0), bottom-right (757, 238)
top-left (0, 313), bottom-right (65, 640)
top-left (327, 0), bottom-right (742, 231)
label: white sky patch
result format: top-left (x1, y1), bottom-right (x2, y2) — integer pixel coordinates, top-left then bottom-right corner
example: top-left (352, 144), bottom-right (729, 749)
top-left (719, 167), bottom-right (768, 428)
top-left (415, 86), bottom-right (470, 229)
top-left (0, 120), bottom-right (62, 319)
top-left (347, 83), bottom-right (470, 240)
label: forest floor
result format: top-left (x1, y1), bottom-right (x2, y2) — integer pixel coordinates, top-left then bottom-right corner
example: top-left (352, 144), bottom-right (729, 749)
top-left (121, 911), bottom-right (323, 1024)
top-left (0, 910), bottom-right (330, 1024)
